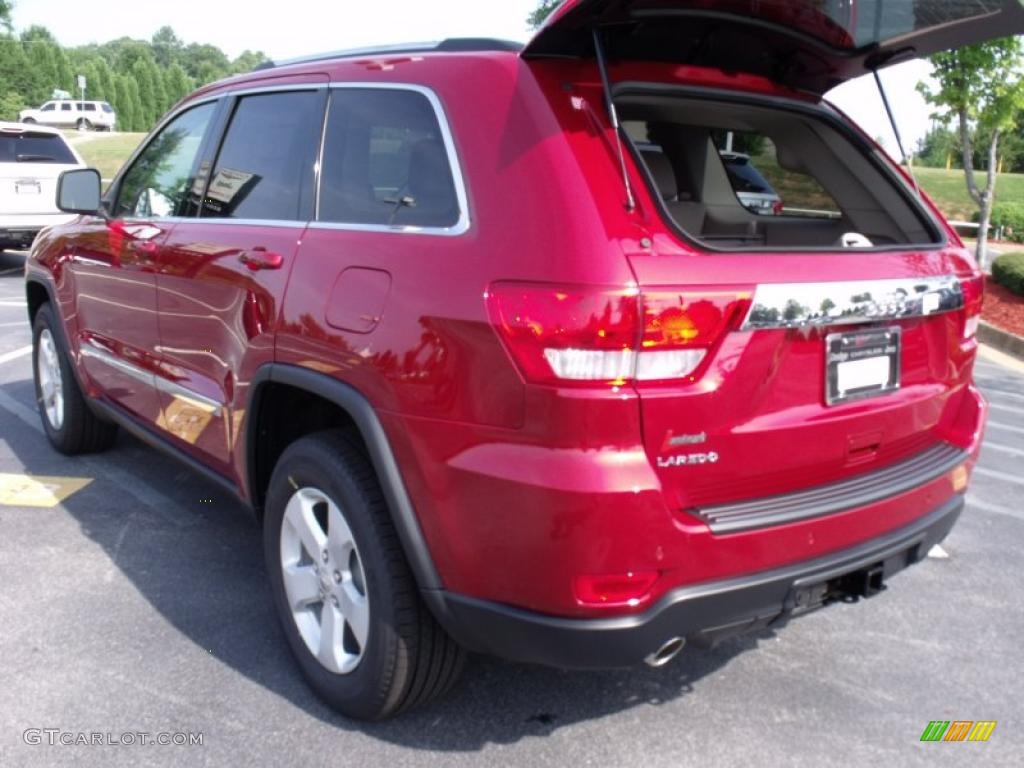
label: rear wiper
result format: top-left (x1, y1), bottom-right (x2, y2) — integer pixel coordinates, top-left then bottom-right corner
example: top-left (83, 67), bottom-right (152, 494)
top-left (16, 154), bottom-right (56, 163)
top-left (383, 194), bottom-right (416, 225)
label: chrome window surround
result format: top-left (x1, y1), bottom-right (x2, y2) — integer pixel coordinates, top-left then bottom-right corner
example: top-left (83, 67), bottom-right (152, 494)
top-left (308, 83), bottom-right (471, 237)
top-left (111, 82), bottom-right (470, 237)
top-left (741, 276), bottom-right (965, 331)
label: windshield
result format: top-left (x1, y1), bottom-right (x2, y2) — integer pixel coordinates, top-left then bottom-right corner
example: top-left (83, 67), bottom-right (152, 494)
top-left (0, 133), bottom-right (77, 164)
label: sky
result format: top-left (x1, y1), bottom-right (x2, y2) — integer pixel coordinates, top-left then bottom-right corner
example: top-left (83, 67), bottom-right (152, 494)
top-left (11, 0), bottom-right (936, 152)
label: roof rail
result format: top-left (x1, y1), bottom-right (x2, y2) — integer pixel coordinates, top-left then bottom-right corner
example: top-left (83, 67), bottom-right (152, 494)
top-left (253, 38), bottom-right (523, 71)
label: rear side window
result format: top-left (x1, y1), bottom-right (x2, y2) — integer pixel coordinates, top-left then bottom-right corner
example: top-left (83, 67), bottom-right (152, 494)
top-left (115, 102), bottom-right (215, 218)
top-left (61, 103), bottom-right (72, 112)
top-left (319, 88), bottom-right (461, 229)
top-left (0, 132), bottom-right (77, 164)
top-left (83, 103), bottom-right (96, 112)
top-left (202, 90), bottom-right (322, 221)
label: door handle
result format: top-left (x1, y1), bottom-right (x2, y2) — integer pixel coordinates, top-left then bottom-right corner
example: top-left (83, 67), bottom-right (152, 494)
top-left (239, 249), bottom-right (284, 271)
top-left (127, 240), bottom-right (159, 254)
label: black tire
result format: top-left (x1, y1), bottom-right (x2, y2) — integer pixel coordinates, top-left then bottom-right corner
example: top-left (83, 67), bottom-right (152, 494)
top-left (21, 117), bottom-right (36, 124)
top-left (264, 431), bottom-right (464, 720)
top-left (76, 118), bottom-right (90, 131)
top-left (32, 304), bottom-right (117, 455)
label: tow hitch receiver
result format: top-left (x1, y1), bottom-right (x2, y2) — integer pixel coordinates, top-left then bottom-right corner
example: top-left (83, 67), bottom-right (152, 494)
top-left (840, 564), bottom-right (887, 599)
top-left (789, 562), bottom-right (889, 616)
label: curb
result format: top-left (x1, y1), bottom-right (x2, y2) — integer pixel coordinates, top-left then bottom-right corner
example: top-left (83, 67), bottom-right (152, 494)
top-left (979, 320), bottom-right (1024, 361)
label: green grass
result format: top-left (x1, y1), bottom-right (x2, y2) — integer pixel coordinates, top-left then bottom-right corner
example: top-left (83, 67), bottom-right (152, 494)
top-left (907, 166), bottom-right (1024, 223)
top-left (68, 132), bottom-right (146, 181)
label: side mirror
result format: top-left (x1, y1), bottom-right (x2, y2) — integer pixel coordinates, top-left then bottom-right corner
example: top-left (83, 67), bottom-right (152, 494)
top-left (56, 168), bottom-right (104, 216)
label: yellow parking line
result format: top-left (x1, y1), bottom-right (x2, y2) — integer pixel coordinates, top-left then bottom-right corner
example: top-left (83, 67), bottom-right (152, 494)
top-left (0, 473), bottom-right (93, 507)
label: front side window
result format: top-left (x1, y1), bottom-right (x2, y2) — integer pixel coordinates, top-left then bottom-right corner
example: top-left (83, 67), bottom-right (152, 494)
top-left (201, 90), bottom-right (322, 221)
top-left (101, 103), bottom-right (114, 113)
top-left (319, 89), bottom-right (460, 229)
top-left (41, 103), bottom-right (55, 112)
top-left (115, 102), bottom-right (215, 219)
top-left (83, 103), bottom-right (96, 112)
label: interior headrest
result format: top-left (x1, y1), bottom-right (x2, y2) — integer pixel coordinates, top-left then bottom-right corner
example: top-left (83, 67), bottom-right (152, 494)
top-left (641, 150), bottom-right (678, 202)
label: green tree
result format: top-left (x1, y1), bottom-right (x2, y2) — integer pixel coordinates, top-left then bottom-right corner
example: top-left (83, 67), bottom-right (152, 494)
top-left (125, 75), bottom-right (145, 131)
top-left (151, 25), bottom-right (183, 69)
top-left (231, 49), bottom-right (267, 74)
top-left (528, 0), bottom-right (562, 29)
top-left (131, 56), bottom-right (157, 128)
top-left (25, 42), bottom-right (57, 103)
top-left (0, 90), bottom-right (24, 120)
top-left (113, 74), bottom-right (136, 132)
top-left (0, 1), bottom-right (13, 34)
top-left (919, 38), bottom-right (1024, 267)
top-left (181, 42), bottom-right (230, 84)
top-left (916, 125), bottom-right (960, 169)
top-left (163, 63), bottom-right (193, 106)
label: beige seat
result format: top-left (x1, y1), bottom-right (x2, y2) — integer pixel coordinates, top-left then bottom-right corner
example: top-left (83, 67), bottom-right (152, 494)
top-left (640, 149), bottom-right (706, 235)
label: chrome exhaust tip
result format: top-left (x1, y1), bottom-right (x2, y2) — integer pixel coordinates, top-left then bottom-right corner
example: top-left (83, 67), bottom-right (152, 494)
top-left (644, 636), bottom-right (685, 668)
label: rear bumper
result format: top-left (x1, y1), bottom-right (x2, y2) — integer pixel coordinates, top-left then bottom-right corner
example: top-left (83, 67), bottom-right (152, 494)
top-left (427, 494), bottom-right (963, 669)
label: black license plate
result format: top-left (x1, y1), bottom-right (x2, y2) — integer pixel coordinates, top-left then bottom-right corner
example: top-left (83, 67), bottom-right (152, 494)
top-left (825, 327), bottom-right (900, 405)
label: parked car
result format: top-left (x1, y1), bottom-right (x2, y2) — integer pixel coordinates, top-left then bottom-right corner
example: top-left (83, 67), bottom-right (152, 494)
top-left (719, 152), bottom-right (784, 215)
top-left (0, 122), bottom-right (83, 250)
top-left (19, 100), bottom-right (117, 132)
top-left (26, 0), bottom-right (1020, 720)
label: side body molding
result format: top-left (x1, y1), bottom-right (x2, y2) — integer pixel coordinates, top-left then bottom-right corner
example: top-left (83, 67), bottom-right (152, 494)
top-left (246, 364), bottom-right (443, 592)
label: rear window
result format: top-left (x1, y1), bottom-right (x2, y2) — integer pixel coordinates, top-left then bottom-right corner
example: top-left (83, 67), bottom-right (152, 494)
top-left (319, 88), bottom-right (460, 229)
top-left (0, 132), bottom-right (77, 164)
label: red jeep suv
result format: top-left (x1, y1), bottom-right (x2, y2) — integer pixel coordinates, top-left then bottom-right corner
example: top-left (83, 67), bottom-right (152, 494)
top-left (26, 1), bottom-right (1019, 720)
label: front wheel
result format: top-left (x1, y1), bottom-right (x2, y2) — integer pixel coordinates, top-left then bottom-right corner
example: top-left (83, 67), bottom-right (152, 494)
top-left (263, 431), bottom-right (464, 719)
top-left (76, 118), bottom-right (90, 131)
top-left (32, 304), bottom-right (117, 454)
top-left (21, 117), bottom-right (36, 124)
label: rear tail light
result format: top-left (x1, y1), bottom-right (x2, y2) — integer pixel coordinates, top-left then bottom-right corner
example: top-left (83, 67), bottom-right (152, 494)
top-left (961, 275), bottom-right (984, 340)
top-left (772, 199), bottom-right (785, 216)
top-left (485, 283), bottom-right (751, 386)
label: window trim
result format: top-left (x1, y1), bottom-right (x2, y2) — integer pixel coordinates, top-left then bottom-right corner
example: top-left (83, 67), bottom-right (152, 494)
top-left (102, 82), bottom-right (471, 237)
top-left (310, 82), bottom-right (471, 238)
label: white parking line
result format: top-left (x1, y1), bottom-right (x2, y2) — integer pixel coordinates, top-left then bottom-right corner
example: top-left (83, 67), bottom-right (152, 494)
top-left (967, 495), bottom-right (1024, 521)
top-left (974, 466), bottom-right (1024, 486)
top-left (0, 301), bottom-right (28, 307)
top-left (988, 420), bottom-right (1024, 436)
top-left (988, 401), bottom-right (1018, 414)
top-left (982, 388), bottom-right (1024, 402)
top-left (0, 346), bottom-right (32, 365)
top-left (0, 321), bottom-right (27, 328)
top-left (984, 441), bottom-right (1024, 459)
top-left (0, 387), bottom-right (184, 518)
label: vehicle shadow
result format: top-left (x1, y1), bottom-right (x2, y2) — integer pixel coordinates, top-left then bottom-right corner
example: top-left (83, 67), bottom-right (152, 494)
top-left (0, 249), bottom-right (27, 275)
top-left (0, 374), bottom-right (774, 750)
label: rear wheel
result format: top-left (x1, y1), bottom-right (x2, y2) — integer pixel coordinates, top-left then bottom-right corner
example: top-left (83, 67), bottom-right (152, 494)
top-left (264, 431), bottom-right (464, 720)
top-left (32, 304), bottom-right (117, 454)
top-left (21, 117), bottom-right (36, 124)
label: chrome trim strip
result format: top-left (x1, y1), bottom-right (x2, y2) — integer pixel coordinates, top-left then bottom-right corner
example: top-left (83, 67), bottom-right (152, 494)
top-left (692, 443), bottom-right (968, 535)
top-left (153, 376), bottom-right (223, 416)
top-left (80, 340), bottom-right (224, 416)
top-left (741, 276), bottom-right (964, 330)
top-left (190, 218), bottom-right (305, 229)
top-left (80, 342), bottom-right (155, 387)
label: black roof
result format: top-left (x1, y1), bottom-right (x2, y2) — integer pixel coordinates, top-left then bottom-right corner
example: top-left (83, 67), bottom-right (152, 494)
top-left (253, 38), bottom-right (523, 71)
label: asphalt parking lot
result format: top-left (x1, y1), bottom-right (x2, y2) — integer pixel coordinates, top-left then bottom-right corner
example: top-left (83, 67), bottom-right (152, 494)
top-left (0, 247), bottom-right (1021, 767)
